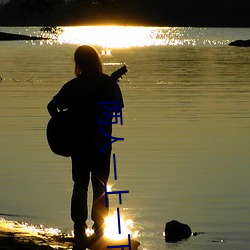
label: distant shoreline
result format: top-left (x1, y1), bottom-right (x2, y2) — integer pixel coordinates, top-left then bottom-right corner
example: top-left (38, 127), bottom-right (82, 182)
top-left (0, 31), bottom-right (45, 41)
top-left (1, 23), bottom-right (250, 28)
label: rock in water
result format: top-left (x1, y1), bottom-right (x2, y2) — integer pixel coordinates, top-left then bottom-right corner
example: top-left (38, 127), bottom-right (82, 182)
top-left (164, 220), bottom-right (192, 242)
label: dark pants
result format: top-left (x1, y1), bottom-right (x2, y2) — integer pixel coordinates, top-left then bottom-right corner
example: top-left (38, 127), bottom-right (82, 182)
top-left (71, 148), bottom-right (111, 236)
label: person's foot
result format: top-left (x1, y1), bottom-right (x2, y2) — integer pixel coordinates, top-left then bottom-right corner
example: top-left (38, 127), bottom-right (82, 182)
top-left (74, 223), bottom-right (87, 236)
top-left (73, 223), bottom-right (88, 243)
top-left (74, 233), bottom-right (89, 250)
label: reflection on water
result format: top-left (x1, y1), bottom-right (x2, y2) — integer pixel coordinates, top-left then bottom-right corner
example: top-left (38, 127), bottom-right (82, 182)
top-left (55, 26), bottom-right (241, 47)
top-left (0, 218), bottom-right (61, 236)
top-left (104, 212), bottom-right (139, 241)
top-left (1, 26), bottom-right (249, 48)
top-left (57, 26), bottom-right (153, 47)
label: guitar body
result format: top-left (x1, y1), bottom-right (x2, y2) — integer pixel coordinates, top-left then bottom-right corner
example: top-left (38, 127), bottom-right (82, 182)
top-left (46, 65), bottom-right (127, 157)
top-left (46, 111), bottom-right (72, 157)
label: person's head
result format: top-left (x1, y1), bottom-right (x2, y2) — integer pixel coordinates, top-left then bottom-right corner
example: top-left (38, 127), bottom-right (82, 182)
top-left (74, 45), bottom-right (103, 76)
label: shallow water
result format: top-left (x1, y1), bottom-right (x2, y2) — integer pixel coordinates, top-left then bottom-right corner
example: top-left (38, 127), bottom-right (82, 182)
top-left (0, 27), bottom-right (250, 249)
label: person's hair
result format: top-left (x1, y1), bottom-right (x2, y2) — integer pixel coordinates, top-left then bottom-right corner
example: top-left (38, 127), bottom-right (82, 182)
top-left (74, 45), bottom-right (103, 76)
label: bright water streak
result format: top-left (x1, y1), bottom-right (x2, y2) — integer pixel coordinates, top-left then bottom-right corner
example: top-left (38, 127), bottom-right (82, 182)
top-left (56, 26), bottom-right (249, 47)
top-left (1, 26), bottom-right (250, 47)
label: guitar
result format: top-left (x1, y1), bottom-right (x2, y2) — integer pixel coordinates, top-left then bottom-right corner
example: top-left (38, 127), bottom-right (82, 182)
top-left (110, 65), bottom-right (127, 81)
top-left (46, 65), bottom-right (127, 157)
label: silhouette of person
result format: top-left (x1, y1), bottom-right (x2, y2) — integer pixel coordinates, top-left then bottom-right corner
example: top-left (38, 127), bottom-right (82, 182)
top-left (47, 45), bottom-right (124, 243)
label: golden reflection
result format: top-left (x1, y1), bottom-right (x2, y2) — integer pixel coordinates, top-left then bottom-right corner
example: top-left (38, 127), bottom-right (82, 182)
top-left (106, 184), bottom-right (113, 192)
top-left (0, 217), bottom-right (139, 245)
top-left (56, 26), bottom-right (197, 48)
top-left (0, 218), bottom-right (61, 237)
top-left (85, 227), bottom-right (95, 237)
top-left (57, 26), bottom-right (154, 48)
top-left (104, 212), bottom-right (139, 241)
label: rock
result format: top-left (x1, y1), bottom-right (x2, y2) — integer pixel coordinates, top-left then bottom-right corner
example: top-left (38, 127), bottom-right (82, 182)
top-left (164, 220), bottom-right (192, 242)
top-left (0, 31), bottom-right (45, 41)
top-left (228, 39), bottom-right (250, 47)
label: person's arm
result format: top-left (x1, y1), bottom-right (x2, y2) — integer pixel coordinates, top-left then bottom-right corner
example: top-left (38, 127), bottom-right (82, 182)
top-left (47, 80), bottom-right (73, 116)
top-left (47, 99), bottom-right (58, 117)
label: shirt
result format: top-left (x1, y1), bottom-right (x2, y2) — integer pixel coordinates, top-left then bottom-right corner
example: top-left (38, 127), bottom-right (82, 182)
top-left (52, 73), bottom-right (124, 152)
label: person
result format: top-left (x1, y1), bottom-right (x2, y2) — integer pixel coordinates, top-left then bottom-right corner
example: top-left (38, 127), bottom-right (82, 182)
top-left (47, 45), bottom-right (124, 243)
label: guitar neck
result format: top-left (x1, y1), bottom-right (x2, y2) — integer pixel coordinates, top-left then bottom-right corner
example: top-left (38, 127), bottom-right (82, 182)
top-left (110, 65), bottom-right (128, 82)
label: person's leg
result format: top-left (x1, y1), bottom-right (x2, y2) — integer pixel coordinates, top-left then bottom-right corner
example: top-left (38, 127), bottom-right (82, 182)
top-left (91, 149), bottom-right (111, 234)
top-left (71, 151), bottom-right (91, 238)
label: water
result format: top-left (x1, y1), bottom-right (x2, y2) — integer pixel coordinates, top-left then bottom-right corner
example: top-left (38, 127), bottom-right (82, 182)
top-left (0, 26), bottom-right (250, 250)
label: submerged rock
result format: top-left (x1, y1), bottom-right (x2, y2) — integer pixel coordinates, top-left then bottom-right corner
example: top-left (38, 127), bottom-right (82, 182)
top-left (164, 220), bottom-right (192, 242)
top-left (228, 39), bottom-right (250, 47)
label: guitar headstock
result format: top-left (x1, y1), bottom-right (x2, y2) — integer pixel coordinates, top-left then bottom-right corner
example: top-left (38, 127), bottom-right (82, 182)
top-left (110, 65), bottom-right (128, 82)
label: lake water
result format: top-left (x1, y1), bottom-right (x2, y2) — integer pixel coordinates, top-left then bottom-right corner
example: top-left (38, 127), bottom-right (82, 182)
top-left (0, 26), bottom-right (250, 250)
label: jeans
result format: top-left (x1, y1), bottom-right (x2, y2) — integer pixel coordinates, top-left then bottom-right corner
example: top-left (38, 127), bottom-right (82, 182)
top-left (71, 148), bottom-right (111, 236)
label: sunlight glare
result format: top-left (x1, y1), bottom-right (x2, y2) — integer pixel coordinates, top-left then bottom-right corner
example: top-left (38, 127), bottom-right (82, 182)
top-left (0, 218), bottom-right (61, 237)
top-left (57, 26), bottom-right (154, 48)
top-left (85, 227), bottom-right (95, 237)
top-left (106, 184), bottom-right (113, 192)
top-left (47, 26), bottom-right (227, 47)
top-left (104, 212), bottom-right (139, 241)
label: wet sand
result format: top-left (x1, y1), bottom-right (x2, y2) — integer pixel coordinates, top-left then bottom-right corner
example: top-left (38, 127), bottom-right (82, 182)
top-left (0, 219), bottom-right (140, 250)
top-left (0, 219), bottom-right (66, 249)
top-left (0, 225), bottom-right (55, 249)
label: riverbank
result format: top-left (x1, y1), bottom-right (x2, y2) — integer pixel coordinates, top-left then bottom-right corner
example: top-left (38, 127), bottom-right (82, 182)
top-left (0, 219), bottom-right (60, 249)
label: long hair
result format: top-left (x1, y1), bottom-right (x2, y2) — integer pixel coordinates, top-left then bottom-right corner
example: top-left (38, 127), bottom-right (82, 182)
top-left (74, 45), bottom-right (103, 76)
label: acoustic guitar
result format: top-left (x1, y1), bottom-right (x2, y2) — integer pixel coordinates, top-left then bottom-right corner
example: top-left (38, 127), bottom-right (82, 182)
top-left (46, 65), bottom-right (127, 157)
